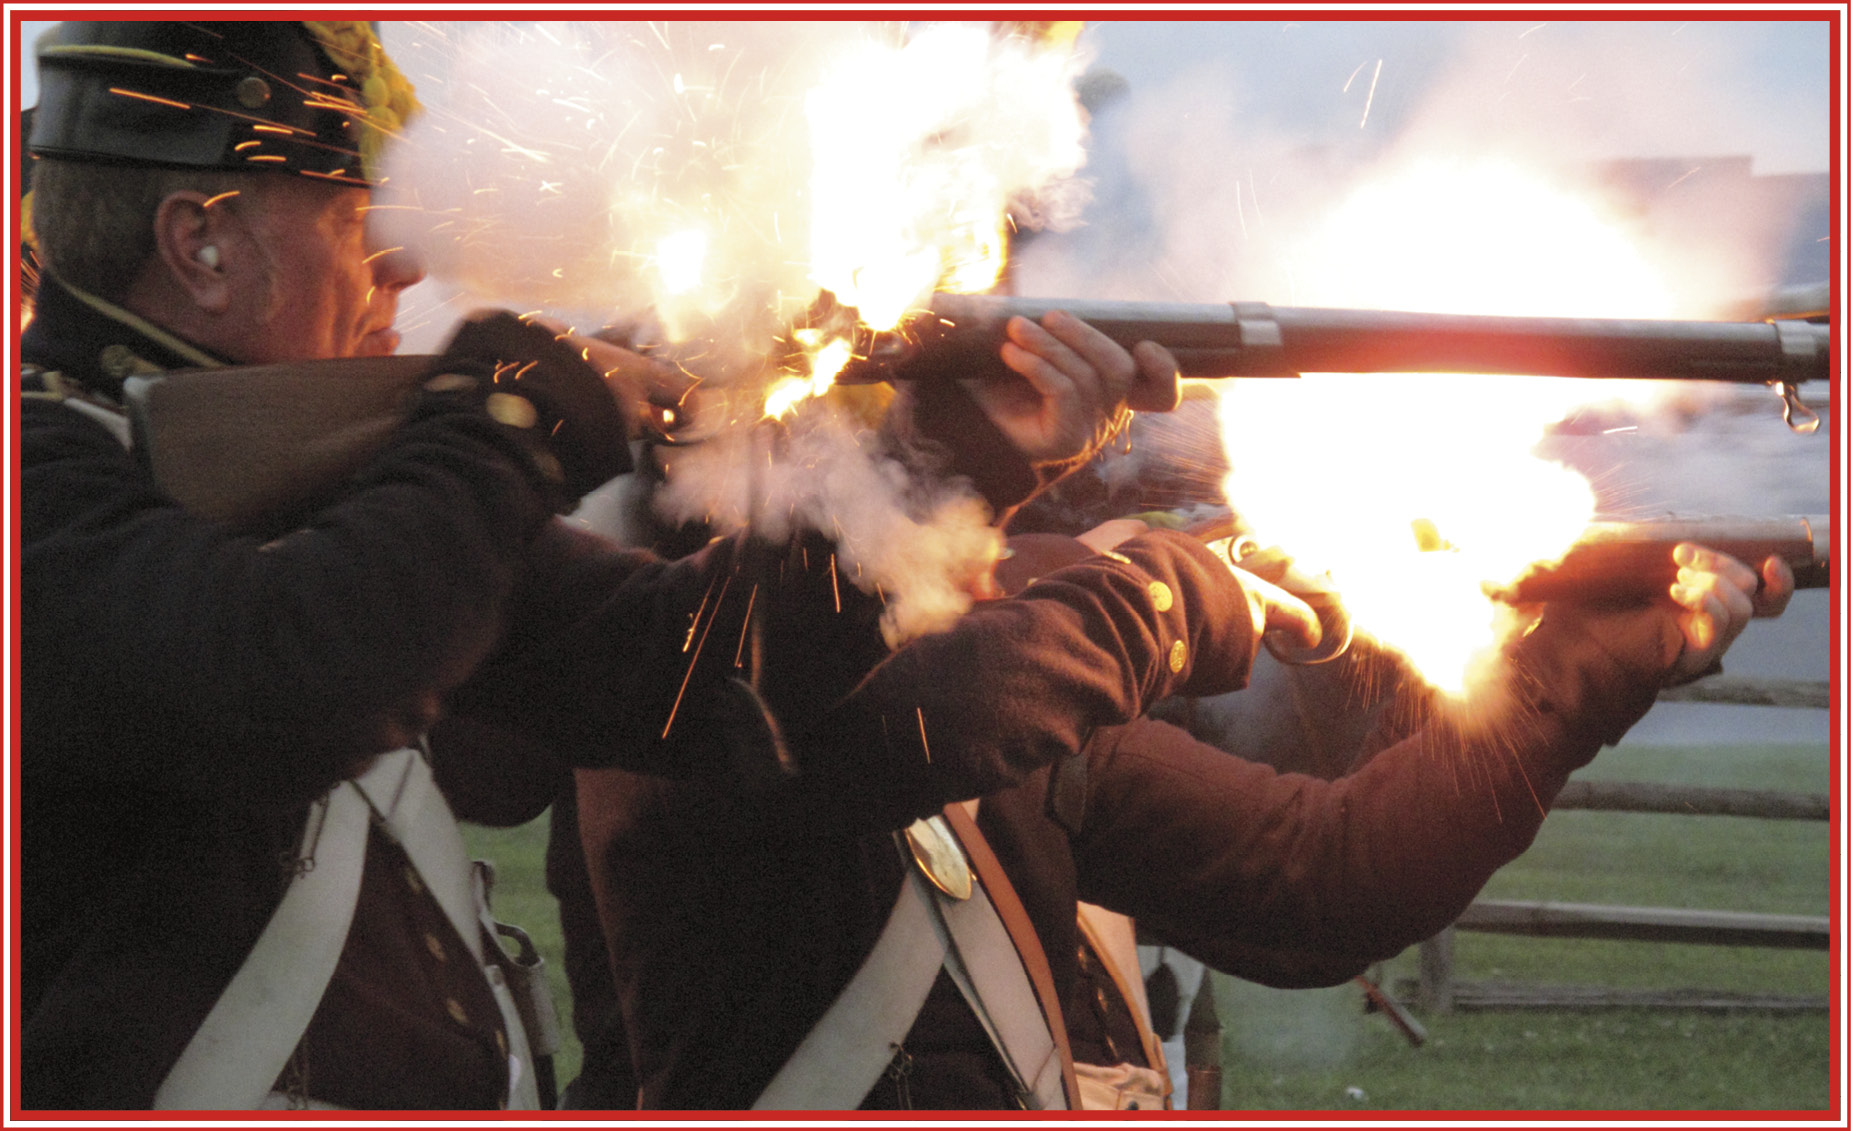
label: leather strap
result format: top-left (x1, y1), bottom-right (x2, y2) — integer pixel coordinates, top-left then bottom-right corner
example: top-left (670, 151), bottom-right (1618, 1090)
top-left (940, 802), bottom-right (1080, 1109)
top-left (1074, 902), bottom-right (1171, 1083)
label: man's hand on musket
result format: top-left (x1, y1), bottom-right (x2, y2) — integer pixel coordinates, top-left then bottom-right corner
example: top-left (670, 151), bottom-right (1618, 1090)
top-left (1078, 517), bottom-right (1323, 656)
top-left (1664, 543), bottom-right (1795, 684)
top-left (970, 309), bottom-right (1181, 465)
top-left (509, 314), bottom-right (698, 439)
top-left (579, 334), bottom-right (699, 436)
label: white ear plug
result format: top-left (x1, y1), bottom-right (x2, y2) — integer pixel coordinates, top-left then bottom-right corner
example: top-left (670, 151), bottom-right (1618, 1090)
top-left (196, 246), bottom-right (220, 269)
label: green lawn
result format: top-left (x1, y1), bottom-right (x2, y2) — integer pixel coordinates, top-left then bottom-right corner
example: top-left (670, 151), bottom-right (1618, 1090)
top-left (464, 741), bottom-right (1838, 1113)
top-left (1212, 742), bottom-right (1836, 1114)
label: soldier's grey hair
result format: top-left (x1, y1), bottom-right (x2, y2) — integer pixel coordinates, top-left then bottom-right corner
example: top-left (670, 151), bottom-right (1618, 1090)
top-left (29, 159), bottom-right (270, 304)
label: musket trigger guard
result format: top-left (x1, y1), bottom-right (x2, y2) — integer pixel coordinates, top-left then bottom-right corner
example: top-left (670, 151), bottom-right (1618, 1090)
top-left (1262, 591), bottom-right (1353, 667)
top-left (1775, 381), bottom-right (1820, 435)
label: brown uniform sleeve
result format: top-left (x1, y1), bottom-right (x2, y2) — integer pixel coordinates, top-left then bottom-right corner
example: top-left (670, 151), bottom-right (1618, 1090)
top-left (769, 528), bottom-right (1269, 829)
top-left (1067, 599), bottom-right (1679, 985)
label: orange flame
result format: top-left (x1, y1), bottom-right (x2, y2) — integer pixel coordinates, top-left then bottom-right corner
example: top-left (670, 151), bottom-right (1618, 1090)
top-left (1218, 158), bottom-right (1679, 695)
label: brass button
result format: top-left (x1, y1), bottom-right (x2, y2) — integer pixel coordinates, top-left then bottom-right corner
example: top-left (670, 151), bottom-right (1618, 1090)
top-left (446, 998), bottom-right (469, 1025)
top-left (486, 392), bottom-right (538, 429)
top-left (423, 372), bottom-right (476, 394)
top-left (403, 866), bottom-right (423, 894)
top-left (495, 1029), bottom-right (508, 1056)
top-left (236, 75), bottom-right (272, 108)
top-left (423, 933), bottom-right (446, 963)
top-left (527, 447), bottom-right (565, 484)
top-left (1168, 640), bottom-right (1186, 673)
top-left (99, 344), bottom-right (139, 379)
top-left (1101, 550), bottom-right (1131, 565)
top-left (1148, 581), bottom-right (1173, 612)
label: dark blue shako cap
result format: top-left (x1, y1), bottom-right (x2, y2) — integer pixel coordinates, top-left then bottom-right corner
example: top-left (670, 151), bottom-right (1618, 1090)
top-left (28, 21), bottom-right (381, 185)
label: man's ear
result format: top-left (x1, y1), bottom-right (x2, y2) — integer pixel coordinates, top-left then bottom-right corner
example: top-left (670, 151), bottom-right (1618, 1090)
top-left (150, 191), bottom-right (234, 314)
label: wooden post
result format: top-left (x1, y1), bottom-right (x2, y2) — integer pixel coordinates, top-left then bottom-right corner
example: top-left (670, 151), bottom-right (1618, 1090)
top-left (1183, 968), bottom-right (1223, 1109)
top-left (1417, 928), bottom-right (1455, 1015)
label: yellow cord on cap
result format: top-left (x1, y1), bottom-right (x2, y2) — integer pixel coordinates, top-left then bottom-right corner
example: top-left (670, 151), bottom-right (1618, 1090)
top-left (301, 22), bottom-right (421, 182)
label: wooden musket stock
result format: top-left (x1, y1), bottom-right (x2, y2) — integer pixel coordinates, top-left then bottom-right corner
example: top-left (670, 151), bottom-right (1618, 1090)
top-left (124, 355), bottom-right (434, 528)
top-left (1492, 514), bottom-right (1830, 604)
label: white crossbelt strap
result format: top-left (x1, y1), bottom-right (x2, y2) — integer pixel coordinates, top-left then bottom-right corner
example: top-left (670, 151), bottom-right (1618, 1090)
top-left (930, 873), bottom-right (1068, 1108)
top-left (153, 753), bottom-right (392, 1109)
top-left (153, 748), bottom-right (538, 1110)
top-left (360, 746), bottom-right (540, 1110)
top-left (752, 869), bottom-right (947, 1109)
top-left (753, 803), bottom-right (1065, 1111)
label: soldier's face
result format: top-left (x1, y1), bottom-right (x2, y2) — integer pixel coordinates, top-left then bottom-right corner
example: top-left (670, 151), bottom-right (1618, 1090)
top-left (233, 179), bottom-right (425, 362)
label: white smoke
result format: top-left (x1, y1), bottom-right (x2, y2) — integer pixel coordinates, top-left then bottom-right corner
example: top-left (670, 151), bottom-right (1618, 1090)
top-left (377, 20), bottom-right (1091, 350)
top-left (655, 401), bottom-right (1002, 646)
top-left (1016, 19), bottom-right (1827, 313)
top-left (373, 20), bottom-right (1093, 636)
top-left (1008, 19), bottom-right (1830, 693)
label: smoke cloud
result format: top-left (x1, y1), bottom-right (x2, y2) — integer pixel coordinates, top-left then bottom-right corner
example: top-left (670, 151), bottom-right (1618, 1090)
top-left (373, 20), bottom-right (1094, 638)
top-left (1008, 18), bottom-right (1831, 692)
top-left (1016, 20), bottom-right (1829, 315)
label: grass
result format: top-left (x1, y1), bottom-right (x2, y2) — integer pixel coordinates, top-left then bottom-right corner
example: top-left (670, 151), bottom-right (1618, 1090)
top-left (1211, 741), bottom-right (1837, 1114)
top-left (463, 741), bottom-right (1838, 1113)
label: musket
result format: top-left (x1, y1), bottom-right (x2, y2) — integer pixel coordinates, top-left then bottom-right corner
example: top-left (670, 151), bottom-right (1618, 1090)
top-left (122, 301), bottom-right (1833, 527)
top-left (1490, 513), bottom-right (1830, 605)
top-left (1193, 511), bottom-right (1830, 665)
top-left (830, 294), bottom-right (1832, 432)
top-left (123, 356), bottom-right (431, 528)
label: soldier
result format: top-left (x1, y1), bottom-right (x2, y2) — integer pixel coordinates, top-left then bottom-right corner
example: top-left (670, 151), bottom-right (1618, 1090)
top-left (21, 19), bottom-right (1295, 1110)
top-left (575, 502), bottom-right (1789, 1109)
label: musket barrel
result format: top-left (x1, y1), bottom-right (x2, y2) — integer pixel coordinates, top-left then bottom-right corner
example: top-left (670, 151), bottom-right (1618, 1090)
top-left (846, 294), bottom-right (1832, 385)
top-left (1246, 305), bottom-right (1829, 383)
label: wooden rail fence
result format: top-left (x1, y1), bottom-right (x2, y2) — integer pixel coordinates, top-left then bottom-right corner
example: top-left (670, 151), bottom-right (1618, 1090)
top-left (1400, 675), bottom-right (1832, 1015)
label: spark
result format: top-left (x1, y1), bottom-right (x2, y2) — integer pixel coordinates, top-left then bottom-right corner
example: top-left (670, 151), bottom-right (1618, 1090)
top-left (733, 584), bottom-right (758, 668)
top-left (662, 573), bottom-right (732, 739)
top-left (1359, 59), bottom-right (1382, 130)
top-left (108, 87), bottom-right (190, 110)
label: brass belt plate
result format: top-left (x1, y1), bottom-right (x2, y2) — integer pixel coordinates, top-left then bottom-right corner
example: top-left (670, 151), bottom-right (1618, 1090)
top-left (903, 814), bottom-right (972, 901)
